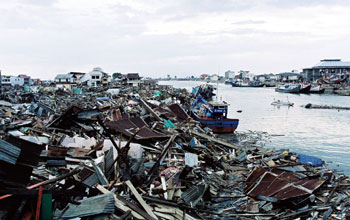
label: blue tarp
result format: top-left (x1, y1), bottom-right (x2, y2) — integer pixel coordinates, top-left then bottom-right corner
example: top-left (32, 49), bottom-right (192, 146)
top-left (297, 153), bottom-right (323, 167)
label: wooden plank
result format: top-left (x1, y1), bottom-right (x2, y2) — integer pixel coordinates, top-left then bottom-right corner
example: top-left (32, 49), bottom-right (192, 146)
top-left (154, 205), bottom-right (197, 220)
top-left (117, 194), bottom-right (156, 220)
top-left (139, 98), bottom-right (162, 121)
top-left (190, 130), bottom-right (239, 150)
top-left (125, 180), bottom-right (158, 219)
top-left (161, 176), bottom-right (168, 200)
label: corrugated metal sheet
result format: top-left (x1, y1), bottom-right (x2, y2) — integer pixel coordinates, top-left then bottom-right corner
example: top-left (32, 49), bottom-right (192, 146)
top-left (246, 167), bottom-right (325, 201)
top-left (313, 59), bottom-right (350, 68)
top-left (0, 140), bottom-right (21, 165)
top-left (6, 136), bottom-right (44, 166)
top-left (0, 136), bottom-right (45, 185)
top-left (61, 193), bottom-right (115, 219)
top-left (168, 103), bottom-right (190, 122)
top-left (106, 117), bottom-right (168, 140)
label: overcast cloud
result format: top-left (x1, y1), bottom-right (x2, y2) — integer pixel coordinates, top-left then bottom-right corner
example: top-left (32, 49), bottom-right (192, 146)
top-left (1, 0), bottom-right (350, 79)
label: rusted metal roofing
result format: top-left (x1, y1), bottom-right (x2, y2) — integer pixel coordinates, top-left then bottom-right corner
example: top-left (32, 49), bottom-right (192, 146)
top-left (245, 167), bottom-right (325, 201)
top-left (106, 117), bottom-right (168, 140)
top-left (167, 103), bottom-right (190, 122)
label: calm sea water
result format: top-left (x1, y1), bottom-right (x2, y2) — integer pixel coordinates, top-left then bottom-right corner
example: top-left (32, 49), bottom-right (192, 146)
top-left (159, 80), bottom-right (350, 175)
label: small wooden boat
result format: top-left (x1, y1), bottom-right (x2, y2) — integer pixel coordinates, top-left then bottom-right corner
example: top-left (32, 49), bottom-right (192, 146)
top-left (271, 99), bottom-right (294, 106)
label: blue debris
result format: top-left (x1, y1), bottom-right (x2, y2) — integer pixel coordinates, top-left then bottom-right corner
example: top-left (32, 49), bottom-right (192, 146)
top-left (164, 119), bottom-right (176, 128)
top-left (297, 153), bottom-right (323, 167)
top-left (96, 97), bottom-right (110, 101)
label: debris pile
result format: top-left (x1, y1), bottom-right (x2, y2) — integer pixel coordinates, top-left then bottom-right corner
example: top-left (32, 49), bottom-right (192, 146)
top-left (1, 84), bottom-right (350, 219)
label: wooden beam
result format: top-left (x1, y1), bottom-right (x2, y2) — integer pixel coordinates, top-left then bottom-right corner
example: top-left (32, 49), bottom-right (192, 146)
top-left (139, 98), bottom-right (162, 121)
top-left (125, 180), bottom-right (158, 220)
top-left (190, 130), bottom-right (239, 150)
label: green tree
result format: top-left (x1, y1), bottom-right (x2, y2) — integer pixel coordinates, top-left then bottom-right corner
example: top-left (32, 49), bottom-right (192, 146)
top-left (112, 72), bottom-right (121, 79)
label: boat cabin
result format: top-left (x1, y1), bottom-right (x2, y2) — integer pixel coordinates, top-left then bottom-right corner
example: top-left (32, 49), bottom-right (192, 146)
top-left (207, 101), bottom-right (229, 118)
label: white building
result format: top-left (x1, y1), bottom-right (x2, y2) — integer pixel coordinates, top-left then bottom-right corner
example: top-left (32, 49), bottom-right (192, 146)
top-left (80, 67), bottom-right (110, 87)
top-left (1, 75), bottom-right (11, 87)
top-left (1, 75), bottom-right (24, 87)
top-left (54, 74), bottom-right (75, 84)
top-left (126, 73), bottom-right (142, 86)
top-left (210, 74), bottom-right (219, 82)
top-left (225, 70), bottom-right (235, 79)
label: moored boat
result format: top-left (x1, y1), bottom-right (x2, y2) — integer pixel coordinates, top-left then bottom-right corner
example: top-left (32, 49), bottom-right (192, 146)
top-left (309, 85), bottom-right (325, 94)
top-left (271, 99), bottom-right (294, 106)
top-left (231, 80), bottom-right (264, 87)
top-left (275, 84), bottom-right (301, 93)
top-left (299, 84), bottom-right (312, 94)
top-left (191, 96), bottom-right (239, 133)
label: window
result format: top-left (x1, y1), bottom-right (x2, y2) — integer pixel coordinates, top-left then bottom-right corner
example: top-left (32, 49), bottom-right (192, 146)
top-left (92, 76), bottom-right (96, 79)
top-left (96, 76), bottom-right (100, 79)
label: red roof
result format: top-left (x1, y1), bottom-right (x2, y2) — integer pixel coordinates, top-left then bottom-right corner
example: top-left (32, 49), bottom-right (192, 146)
top-left (18, 74), bottom-right (30, 79)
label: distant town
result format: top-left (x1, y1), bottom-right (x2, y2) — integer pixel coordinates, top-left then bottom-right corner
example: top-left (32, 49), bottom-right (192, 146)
top-left (1, 59), bottom-right (350, 91)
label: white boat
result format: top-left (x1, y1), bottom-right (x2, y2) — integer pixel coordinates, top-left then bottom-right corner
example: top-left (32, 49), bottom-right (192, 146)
top-left (271, 98), bottom-right (294, 106)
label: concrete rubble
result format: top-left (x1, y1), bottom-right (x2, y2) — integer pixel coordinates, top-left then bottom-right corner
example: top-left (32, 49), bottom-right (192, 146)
top-left (0, 84), bottom-right (350, 219)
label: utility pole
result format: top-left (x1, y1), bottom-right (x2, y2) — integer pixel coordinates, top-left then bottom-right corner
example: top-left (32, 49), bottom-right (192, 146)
top-left (0, 70), bottom-right (2, 97)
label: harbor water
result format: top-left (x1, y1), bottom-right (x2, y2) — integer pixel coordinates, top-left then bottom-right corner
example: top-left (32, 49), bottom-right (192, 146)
top-left (159, 80), bottom-right (350, 175)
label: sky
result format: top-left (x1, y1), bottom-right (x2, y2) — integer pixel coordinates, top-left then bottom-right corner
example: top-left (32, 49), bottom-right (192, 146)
top-left (1, 0), bottom-right (350, 79)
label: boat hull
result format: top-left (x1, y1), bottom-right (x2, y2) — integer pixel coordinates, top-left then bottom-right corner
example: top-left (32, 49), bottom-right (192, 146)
top-left (275, 85), bottom-right (300, 93)
top-left (300, 85), bottom-right (312, 94)
top-left (309, 87), bottom-right (325, 94)
top-left (191, 111), bottom-right (239, 133)
top-left (198, 118), bottom-right (239, 133)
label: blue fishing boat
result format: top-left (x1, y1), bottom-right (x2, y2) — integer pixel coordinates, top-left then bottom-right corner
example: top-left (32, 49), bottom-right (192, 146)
top-left (191, 96), bottom-right (239, 133)
top-left (275, 84), bottom-right (301, 93)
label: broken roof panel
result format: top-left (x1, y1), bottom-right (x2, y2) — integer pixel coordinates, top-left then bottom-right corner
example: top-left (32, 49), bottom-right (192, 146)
top-left (246, 168), bottom-right (325, 202)
top-left (0, 140), bottom-right (21, 165)
top-left (106, 117), bottom-right (168, 140)
top-left (168, 103), bottom-right (190, 122)
top-left (6, 136), bottom-right (45, 166)
top-left (61, 193), bottom-right (115, 219)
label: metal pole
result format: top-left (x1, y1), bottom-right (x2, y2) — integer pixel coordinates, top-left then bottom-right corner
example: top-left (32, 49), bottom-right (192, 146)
top-left (0, 70), bottom-right (2, 96)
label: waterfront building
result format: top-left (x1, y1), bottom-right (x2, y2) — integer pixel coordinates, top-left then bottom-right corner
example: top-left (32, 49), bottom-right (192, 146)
top-left (276, 71), bottom-right (302, 83)
top-left (200, 74), bottom-right (208, 80)
top-left (209, 74), bottom-right (219, 82)
top-left (224, 70), bottom-right (235, 79)
top-left (303, 59), bottom-right (350, 82)
top-left (254, 74), bottom-right (267, 82)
